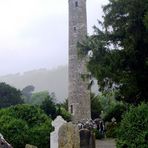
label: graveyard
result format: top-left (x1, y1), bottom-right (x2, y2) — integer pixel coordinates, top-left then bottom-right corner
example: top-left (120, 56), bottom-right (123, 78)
top-left (0, 0), bottom-right (148, 147)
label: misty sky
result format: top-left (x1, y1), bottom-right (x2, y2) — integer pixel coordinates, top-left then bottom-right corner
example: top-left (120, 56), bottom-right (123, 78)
top-left (0, 0), bottom-right (108, 76)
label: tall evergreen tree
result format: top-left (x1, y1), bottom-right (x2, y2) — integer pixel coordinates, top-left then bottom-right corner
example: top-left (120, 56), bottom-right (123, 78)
top-left (80, 0), bottom-right (148, 104)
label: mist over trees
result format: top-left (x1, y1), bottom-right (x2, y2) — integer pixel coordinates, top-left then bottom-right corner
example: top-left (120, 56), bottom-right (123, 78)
top-left (0, 66), bottom-right (68, 102)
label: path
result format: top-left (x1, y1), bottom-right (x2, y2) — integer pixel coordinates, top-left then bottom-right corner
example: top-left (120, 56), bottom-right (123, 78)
top-left (96, 139), bottom-right (116, 148)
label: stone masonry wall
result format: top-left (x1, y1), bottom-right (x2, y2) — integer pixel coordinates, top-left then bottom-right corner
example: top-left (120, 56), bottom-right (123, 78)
top-left (68, 0), bottom-right (91, 123)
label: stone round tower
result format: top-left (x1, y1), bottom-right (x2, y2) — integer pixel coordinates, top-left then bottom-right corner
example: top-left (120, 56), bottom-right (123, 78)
top-left (68, 0), bottom-right (91, 123)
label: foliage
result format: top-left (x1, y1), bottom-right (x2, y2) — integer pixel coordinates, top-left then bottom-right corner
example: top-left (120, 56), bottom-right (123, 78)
top-left (98, 91), bottom-right (119, 117)
top-left (93, 128), bottom-right (104, 139)
top-left (56, 104), bottom-right (71, 122)
top-left (80, 0), bottom-right (148, 104)
top-left (105, 122), bottom-right (118, 138)
top-left (40, 95), bottom-right (57, 120)
top-left (116, 103), bottom-right (148, 148)
top-left (40, 96), bottom-right (71, 121)
top-left (21, 85), bottom-right (35, 103)
top-left (59, 99), bottom-right (68, 111)
top-left (29, 91), bottom-right (49, 105)
top-left (0, 104), bottom-right (52, 148)
top-left (91, 93), bottom-right (102, 119)
top-left (103, 104), bottom-right (126, 123)
top-left (0, 82), bottom-right (23, 109)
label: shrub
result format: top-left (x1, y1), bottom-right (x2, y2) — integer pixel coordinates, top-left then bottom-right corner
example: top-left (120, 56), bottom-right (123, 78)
top-left (105, 122), bottom-right (118, 138)
top-left (0, 104), bottom-right (52, 148)
top-left (117, 103), bottom-right (148, 148)
top-left (104, 104), bottom-right (126, 123)
top-left (0, 82), bottom-right (23, 109)
top-left (56, 106), bottom-right (71, 122)
top-left (93, 128), bottom-right (104, 139)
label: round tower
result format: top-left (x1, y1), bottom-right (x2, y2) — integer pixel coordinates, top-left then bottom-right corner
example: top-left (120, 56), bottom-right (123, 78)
top-left (68, 0), bottom-right (91, 123)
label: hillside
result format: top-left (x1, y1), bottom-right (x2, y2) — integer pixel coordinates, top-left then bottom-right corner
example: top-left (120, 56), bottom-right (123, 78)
top-left (0, 65), bottom-right (98, 102)
top-left (0, 66), bottom-right (68, 102)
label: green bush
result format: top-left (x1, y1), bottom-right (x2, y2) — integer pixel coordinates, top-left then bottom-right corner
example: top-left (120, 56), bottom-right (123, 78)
top-left (0, 104), bottom-right (52, 148)
top-left (57, 106), bottom-right (71, 122)
top-left (117, 103), bottom-right (148, 148)
top-left (105, 122), bottom-right (118, 138)
top-left (104, 104), bottom-right (126, 123)
top-left (93, 128), bottom-right (104, 139)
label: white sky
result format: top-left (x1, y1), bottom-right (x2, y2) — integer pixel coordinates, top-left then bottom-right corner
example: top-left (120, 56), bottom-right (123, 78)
top-left (0, 0), bottom-right (108, 76)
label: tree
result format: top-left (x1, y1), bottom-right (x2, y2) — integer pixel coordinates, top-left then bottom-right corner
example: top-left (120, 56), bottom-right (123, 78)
top-left (0, 82), bottom-right (23, 108)
top-left (0, 104), bottom-right (52, 148)
top-left (21, 85), bottom-right (35, 103)
top-left (29, 91), bottom-right (49, 105)
top-left (80, 0), bottom-right (148, 104)
top-left (90, 93), bottom-right (102, 119)
top-left (40, 95), bottom-right (57, 119)
top-left (40, 96), bottom-right (71, 121)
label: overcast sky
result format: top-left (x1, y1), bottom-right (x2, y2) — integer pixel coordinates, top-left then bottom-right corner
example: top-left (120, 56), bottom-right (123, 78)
top-left (0, 0), bottom-right (108, 76)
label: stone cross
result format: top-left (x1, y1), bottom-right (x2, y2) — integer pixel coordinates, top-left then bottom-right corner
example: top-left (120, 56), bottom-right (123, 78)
top-left (50, 116), bottom-right (67, 148)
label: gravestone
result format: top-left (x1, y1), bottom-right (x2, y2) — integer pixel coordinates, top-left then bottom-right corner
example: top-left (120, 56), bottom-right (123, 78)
top-left (58, 122), bottom-right (80, 148)
top-left (50, 116), bottom-right (67, 148)
top-left (80, 129), bottom-right (95, 148)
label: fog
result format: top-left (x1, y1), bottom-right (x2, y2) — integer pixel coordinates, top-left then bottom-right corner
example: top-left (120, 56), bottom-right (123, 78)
top-left (0, 0), bottom-right (108, 76)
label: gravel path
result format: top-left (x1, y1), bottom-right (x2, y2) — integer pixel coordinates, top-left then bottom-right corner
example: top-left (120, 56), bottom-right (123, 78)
top-left (96, 139), bottom-right (116, 148)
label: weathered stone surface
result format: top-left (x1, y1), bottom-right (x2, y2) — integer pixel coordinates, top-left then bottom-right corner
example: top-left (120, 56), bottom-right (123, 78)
top-left (25, 144), bottom-right (37, 148)
top-left (80, 129), bottom-right (95, 148)
top-left (50, 116), bottom-right (67, 148)
top-left (58, 122), bottom-right (80, 148)
top-left (68, 0), bottom-right (91, 123)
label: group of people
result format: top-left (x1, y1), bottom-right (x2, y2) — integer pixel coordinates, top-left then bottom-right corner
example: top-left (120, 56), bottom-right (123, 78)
top-left (77, 118), bottom-right (105, 134)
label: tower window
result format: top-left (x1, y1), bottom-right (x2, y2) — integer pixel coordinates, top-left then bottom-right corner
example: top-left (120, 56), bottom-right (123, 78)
top-left (75, 1), bottom-right (78, 7)
top-left (70, 105), bottom-right (73, 114)
top-left (74, 27), bottom-right (76, 32)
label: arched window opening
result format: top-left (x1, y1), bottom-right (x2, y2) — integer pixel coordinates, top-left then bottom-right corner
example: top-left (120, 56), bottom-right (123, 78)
top-left (74, 26), bottom-right (77, 32)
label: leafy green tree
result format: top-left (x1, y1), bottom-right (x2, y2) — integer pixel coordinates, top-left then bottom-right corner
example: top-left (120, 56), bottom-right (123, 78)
top-left (0, 82), bottom-right (23, 108)
top-left (29, 91), bottom-right (49, 105)
top-left (103, 104), bottom-right (126, 123)
top-left (80, 0), bottom-right (148, 104)
top-left (21, 85), bottom-right (35, 103)
top-left (0, 104), bottom-right (52, 148)
top-left (59, 99), bottom-right (68, 111)
top-left (56, 104), bottom-right (71, 122)
top-left (40, 95), bottom-right (57, 119)
top-left (90, 93), bottom-right (102, 119)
